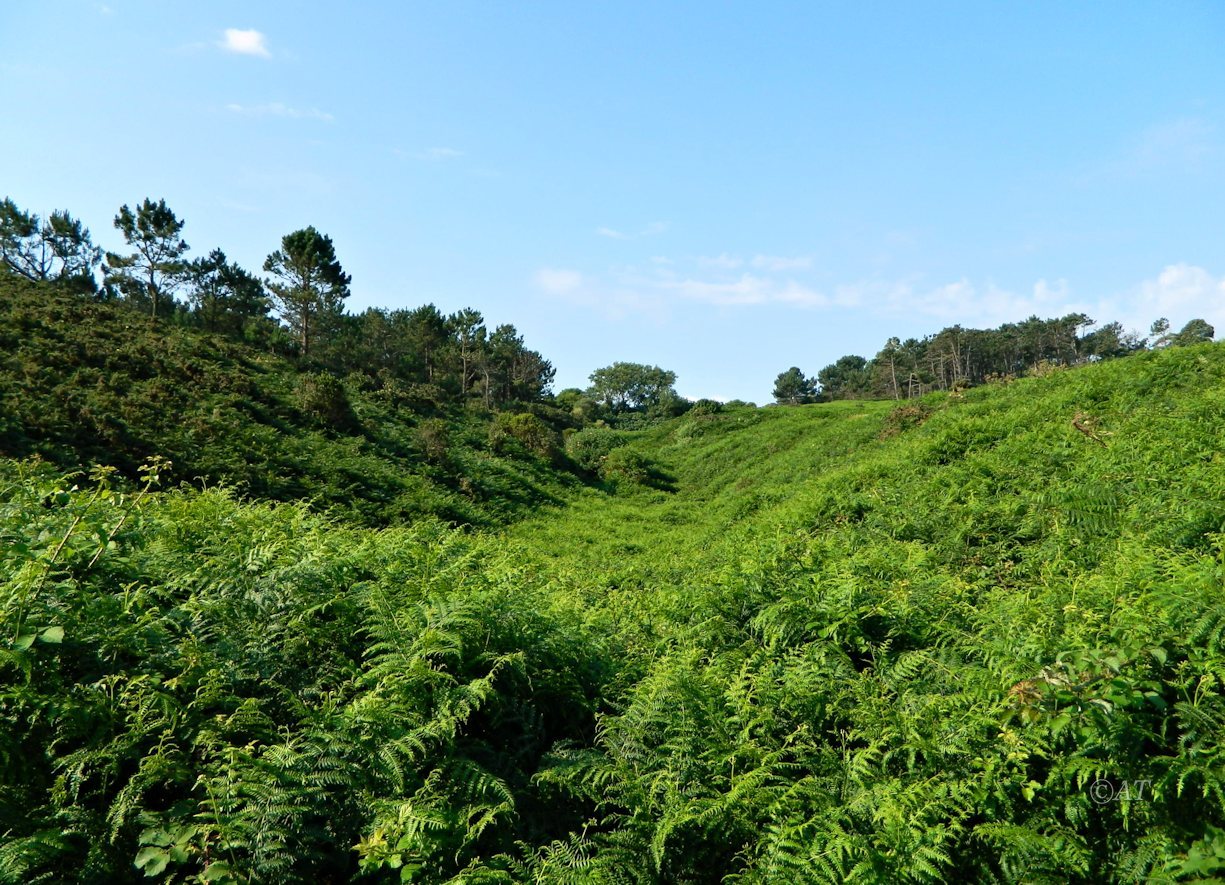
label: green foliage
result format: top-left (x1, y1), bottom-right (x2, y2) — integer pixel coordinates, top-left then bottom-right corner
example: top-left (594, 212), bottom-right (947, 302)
top-left (7, 328), bottom-right (1225, 881)
top-left (0, 276), bottom-right (580, 528)
top-left (0, 466), bottom-right (604, 882)
top-left (293, 371), bottom-right (355, 428)
top-left (773, 367), bottom-right (818, 404)
top-left (489, 413), bottom-right (559, 461)
top-left (0, 197), bottom-right (101, 292)
top-left (105, 198), bottom-right (189, 320)
top-left (563, 426), bottom-right (631, 474)
top-left (597, 447), bottom-right (653, 485)
top-left (587, 362), bottom-right (678, 414)
top-left (688, 398), bottom-right (724, 416)
top-left (263, 226), bottom-right (351, 357)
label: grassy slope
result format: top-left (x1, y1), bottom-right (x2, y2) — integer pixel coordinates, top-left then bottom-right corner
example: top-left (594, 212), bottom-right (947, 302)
top-left (514, 343), bottom-right (1225, 581)
top-left (0, 276), bottom-right (578, 527)
top-left (494, 344), bottom-right (1225, 879)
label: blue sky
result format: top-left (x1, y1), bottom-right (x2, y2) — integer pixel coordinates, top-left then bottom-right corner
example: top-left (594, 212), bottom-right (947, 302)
top-left (3, 2), bottom-right (1223, 401)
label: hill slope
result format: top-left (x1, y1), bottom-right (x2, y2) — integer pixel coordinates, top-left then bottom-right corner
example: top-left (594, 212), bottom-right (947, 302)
top-left (4, 341), bottom-right (1225, 881)
top-left (0, 276), bottom-right (580, 527)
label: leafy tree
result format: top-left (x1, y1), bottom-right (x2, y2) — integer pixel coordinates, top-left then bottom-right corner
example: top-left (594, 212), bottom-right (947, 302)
top-left (264, 226), bottom-right (351, 358)
top-left (488, 323), bottom-right (556, 406)
top-left (587, 362), bottom-right (678, 413)
top-left (817, 354), bottom-right (872, 400)
top-left (1149, 317), bottom-right (1171, 347)
top-left (0, 198), bottom-right (101, 292)
top-left (1171, 317), bottom-right (1214, 346)
top-left (105, 198), bottom-right (190, 319)
top-left (1079, 321), bottom-right (1144, 360)
top-left (772, 367), bottom-right (818, 405)
top-left (187, 248), bottom-right (268, 334)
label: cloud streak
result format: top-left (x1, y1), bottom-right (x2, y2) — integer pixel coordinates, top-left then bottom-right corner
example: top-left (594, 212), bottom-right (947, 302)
top-left (597, 221), bottom-right (668, 240)
top-left (219, 28), bottom-right (270, 58)
top-left (226, 102), bottom-right (333, 122)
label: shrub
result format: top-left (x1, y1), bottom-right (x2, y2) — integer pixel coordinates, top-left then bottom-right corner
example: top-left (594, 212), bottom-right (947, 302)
top-left (879, 402), bottom-right (932, 438)
top-left (294, 371), bottom-right (355, 428)
top-left (416, 418), bottom-right (450, 462)
top-left (490, 412), bottom-right (559, 460)
top-left (599, 446), bottom-right (653, 484)
top-left (565, 427), bottom-right (628, 473)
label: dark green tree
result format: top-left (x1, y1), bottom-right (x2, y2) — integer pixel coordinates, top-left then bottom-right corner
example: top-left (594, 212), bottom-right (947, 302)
top-left (105, 198), bottom-right (189, 319)
top-left (1079, 321), bottom-right (1144, 360)
top-left (587, 362), bottom-right (678, 413)
top-left (487, 323), bottom-right (555, 406)
top-left (187, 249), bottom-right (268, 334)
top-left (772, 367), bottom-right (818, 405)
top-left (0, 198), bottom-right (101, 292)
top-left (1171, 318), bottom-right (1214, 346)
top-left (264, 226), bottom-right (351, 358)
top-left (447, 308), bottom-right (487, 398)
top-left (817, 354), bottom-right (872, 400)
top-left (406, 305), bottom-right (451, 385)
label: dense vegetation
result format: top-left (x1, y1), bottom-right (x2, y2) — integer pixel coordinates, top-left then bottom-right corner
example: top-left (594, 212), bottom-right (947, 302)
top-left (0, 275), bottom-right (579, 528)
top-left (5, 192), bottom-right (1225, 881)
top-left (5, 295), bottom-right (1225, 881)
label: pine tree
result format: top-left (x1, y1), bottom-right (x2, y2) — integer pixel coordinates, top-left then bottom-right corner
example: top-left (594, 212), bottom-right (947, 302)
top-left (264, 226), bottom-right (351, 357)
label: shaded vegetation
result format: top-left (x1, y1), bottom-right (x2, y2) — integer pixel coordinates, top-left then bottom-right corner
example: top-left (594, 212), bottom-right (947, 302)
top-left (0, 276), bottom-right (578, 528)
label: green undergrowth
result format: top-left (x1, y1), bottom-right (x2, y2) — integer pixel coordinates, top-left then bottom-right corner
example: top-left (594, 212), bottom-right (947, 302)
top-left (5, 343), bottom-right (1225, 881)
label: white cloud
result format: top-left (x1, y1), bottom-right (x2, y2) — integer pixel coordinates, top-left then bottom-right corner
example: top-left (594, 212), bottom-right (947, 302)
top-left (219, 28), bottom-right (270, 58)
top-left (1126, 263), bottom-right (1225, 334)
top-left (226, 102), bottom-right (333, 122)
top-left (657, 273), bottom-right (829, 308)
top-left (597, 227), bottom-right (628, 239)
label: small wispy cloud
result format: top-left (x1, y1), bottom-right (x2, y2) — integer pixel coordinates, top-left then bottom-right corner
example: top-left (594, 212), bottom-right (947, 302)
top-left (220, 28), bottom-right (271, 58)
top-left (534, 268), bottom-right (584, 295)
top-left (226, 102), bottom-right (333, 122)
top-left (533, 267), bottom-right (667, 320)
top-left (696, 253), bottom-right (742, 269)
top-left (421, 146), bottom-right (463, 160)
top-left (597, 221), bottom-right (668, 240)
top-left (751, 254), bottom-right (812, 271)
top-left (392, 146), bottom-right (465, 161)
top-left (1084, 117), bottom-right (1217, 182)
top-left (98, 3), bottom-right (114, 14)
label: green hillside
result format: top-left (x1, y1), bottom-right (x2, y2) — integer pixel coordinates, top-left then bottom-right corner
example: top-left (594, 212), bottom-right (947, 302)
top-left (0, 276), bottom-right (580, 528)
top-left (5, 333), bottom-right (1225, 881)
